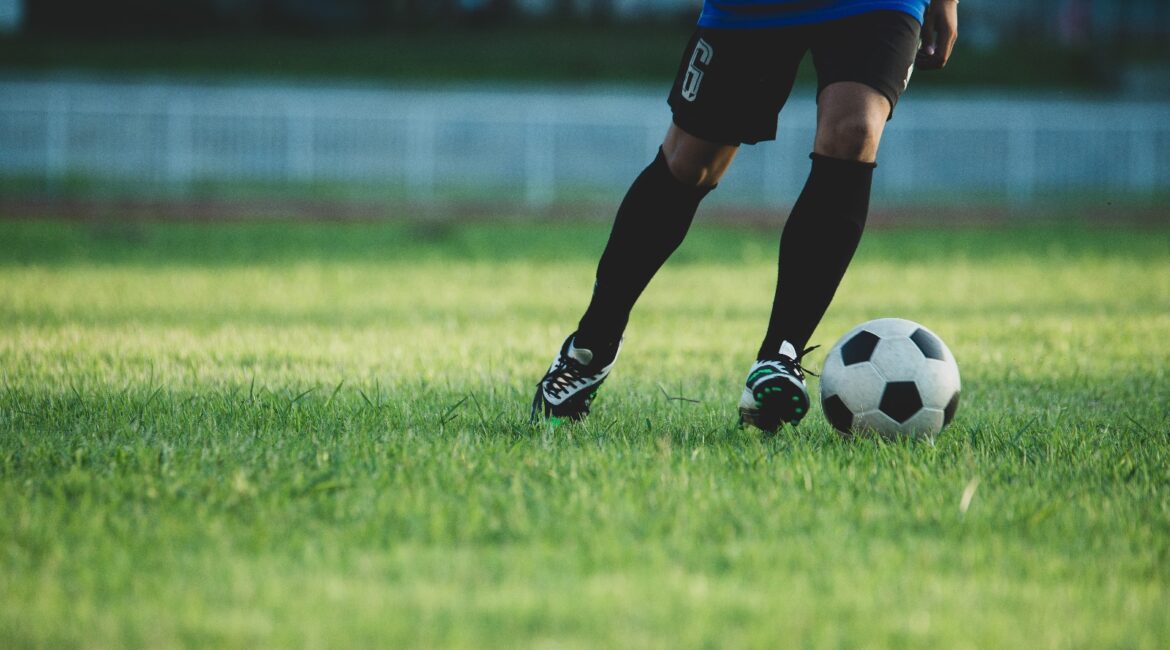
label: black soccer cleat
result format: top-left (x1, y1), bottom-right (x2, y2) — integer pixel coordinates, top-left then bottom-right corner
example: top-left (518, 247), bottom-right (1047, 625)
top-left (738, 341), bottom-right (818, 433)
top-left (531, 333), bottom-right (622, 423)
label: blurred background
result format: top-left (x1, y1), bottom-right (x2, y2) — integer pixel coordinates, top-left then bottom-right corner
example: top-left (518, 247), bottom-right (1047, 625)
top-left (1, 0), bottom-right (1168, 221)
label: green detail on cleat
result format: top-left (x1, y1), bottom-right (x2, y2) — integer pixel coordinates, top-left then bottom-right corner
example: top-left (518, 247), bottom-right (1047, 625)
top-left (748, 368), bottom-right (776, 382)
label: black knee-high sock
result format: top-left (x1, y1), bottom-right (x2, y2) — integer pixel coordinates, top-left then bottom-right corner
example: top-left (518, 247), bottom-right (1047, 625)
top-left (576, 149), bottom-right (714, 351)
top-left (758, 153), bottom-right (875, 359)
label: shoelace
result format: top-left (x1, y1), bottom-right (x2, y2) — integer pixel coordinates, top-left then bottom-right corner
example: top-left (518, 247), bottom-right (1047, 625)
top-left (540, 359), bottom-right (585, 399)
top-left (772, 345), bottom-right (821, 379)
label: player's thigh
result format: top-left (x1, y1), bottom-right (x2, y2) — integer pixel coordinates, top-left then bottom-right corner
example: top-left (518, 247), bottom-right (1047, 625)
top-left (810, 9), bottom-right (921, 149)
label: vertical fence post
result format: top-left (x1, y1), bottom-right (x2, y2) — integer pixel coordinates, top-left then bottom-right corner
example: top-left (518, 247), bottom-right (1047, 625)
top-left (1007, 112), bottom-right (1036, 204)
top-left (884, 122), bottom-right (916, 198)
top-left (44, 89), bottom-right (68, 192)
top-left (525, 108), bottom-right (555, 207)
top-left (166, 96), bottom-right (193, 191)
top-left (406, 107), bottom-right (436, 202)
top-left (287, 102), bottom-right (315, 183)
top-left (1129, 119), bottom-right (1156, 194)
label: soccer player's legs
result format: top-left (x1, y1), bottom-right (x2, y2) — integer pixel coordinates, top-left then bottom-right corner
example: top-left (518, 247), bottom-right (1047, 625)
top-left (581, 24), bottom-right (812, 344)
top-left (533, 30), bottom-right (769, 423)
top-left (744, 11), bottom-right (921, 431)
top-left (573, 24), bottom-right (804, 351)
top-left (531, 124), bottom-right (738, 423)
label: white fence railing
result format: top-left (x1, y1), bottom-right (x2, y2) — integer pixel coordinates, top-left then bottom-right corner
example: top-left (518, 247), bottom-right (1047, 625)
top-left (1, 78), bottom-right (1167, 208)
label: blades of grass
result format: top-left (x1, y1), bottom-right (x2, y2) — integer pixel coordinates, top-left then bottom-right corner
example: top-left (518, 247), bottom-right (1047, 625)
top-left (657, 384), bottom-right (701, 404)
top-left (325, 379), bottom-right (345, 408)
top-left (440, 395), bottom-right (469, 426)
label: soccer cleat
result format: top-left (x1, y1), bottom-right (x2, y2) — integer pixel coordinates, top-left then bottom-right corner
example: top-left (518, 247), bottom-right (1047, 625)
top-left (531, 333), bottom-right (622, 423)
top-left (738, 341), bottom-right (818, 433)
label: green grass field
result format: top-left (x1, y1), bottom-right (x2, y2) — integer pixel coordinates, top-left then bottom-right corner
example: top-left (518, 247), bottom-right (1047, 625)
top-left (2, 218), bottom-right (1168, 648)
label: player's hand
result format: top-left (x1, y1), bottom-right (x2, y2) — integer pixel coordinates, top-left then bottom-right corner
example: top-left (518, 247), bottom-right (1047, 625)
top-left (917, 0), bottom-right (958, 70)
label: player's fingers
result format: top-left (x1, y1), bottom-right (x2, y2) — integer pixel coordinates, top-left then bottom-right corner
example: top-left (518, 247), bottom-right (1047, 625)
top-left (942, 26), bottom-right (958, 65)
top-left (931, 1), bottom-right (960, 69)
top-left (934, 25), bottom-right (957, 68)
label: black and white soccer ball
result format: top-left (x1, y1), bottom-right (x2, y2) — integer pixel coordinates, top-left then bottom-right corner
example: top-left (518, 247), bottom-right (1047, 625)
top-left (820, 318), bottom-right (960, 439)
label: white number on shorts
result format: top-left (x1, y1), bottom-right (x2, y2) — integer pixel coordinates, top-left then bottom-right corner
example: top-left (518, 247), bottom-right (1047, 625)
top-left (681, 38), bottom-right (713, 102)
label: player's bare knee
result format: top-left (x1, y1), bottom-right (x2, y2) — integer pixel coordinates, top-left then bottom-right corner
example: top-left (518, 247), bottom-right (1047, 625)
top-left (816, 117), bottom-right (882, 162)
top-left (660, 126), bottom-right (736, 188)
top-left (664, 153), bottom-right (722, 188)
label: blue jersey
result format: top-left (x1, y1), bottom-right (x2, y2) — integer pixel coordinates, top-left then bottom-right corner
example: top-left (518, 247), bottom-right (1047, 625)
top-left (698, 0), bottom-right (928, 28)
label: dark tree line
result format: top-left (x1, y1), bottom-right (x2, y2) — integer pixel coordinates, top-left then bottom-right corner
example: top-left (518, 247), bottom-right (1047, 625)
top-left (23, 0), bottom-right (634, 35)
top-left (25, 0), bottom-right (1169, 43)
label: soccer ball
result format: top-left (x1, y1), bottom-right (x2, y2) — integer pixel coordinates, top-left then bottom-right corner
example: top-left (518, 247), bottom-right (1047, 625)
top-left (819, 318), bottom-right (960, 439)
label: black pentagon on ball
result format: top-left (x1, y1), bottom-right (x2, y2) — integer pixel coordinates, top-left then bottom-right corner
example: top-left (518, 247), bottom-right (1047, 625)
top-left (821, 394), bottom-right (854, 434)
top-left (879, 381), bottom-right (923, 424)
top-left (909, 327), bottom-right (946, 361)
top-left (840, 330), bottom-right (880, 365)
top-left (943, 391), bottom-right (961, 426)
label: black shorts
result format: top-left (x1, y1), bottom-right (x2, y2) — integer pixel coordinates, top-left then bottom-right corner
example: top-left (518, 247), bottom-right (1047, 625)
top-left (667, 10), bottom-right (921, 145)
